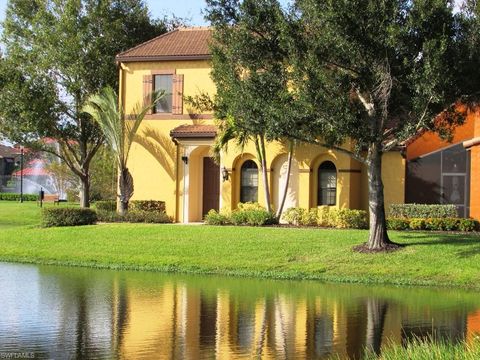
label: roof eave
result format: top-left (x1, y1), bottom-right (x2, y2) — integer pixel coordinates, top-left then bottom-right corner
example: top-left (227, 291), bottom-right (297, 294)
top-left (116, 54), bottom-right (212, 63)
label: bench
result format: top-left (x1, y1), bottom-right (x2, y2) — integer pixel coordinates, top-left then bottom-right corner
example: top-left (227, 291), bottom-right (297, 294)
top-left (38, 194), bottom-right (60, 206)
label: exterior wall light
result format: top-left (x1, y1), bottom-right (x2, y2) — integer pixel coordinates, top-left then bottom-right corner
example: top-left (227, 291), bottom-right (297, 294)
top-left (222, 166), bottom-right (229, 182)
top-left (181, 156), bottom-right (188, 165)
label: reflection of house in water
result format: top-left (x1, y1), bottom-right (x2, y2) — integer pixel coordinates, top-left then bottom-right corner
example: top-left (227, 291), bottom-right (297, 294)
top-left (467, 310), bottom-right (480, 343)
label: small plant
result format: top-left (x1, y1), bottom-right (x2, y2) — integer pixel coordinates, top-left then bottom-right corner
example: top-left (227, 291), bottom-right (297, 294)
top-left (409, 218), bottom-right (426, 230)
top-left (42, 208), bottom-right (97, 227)
top-left (332, 209), bottom-right (369, 229)
top-left (317, 206), bottom-right (332, 227)
top-left (130, 200), bottom-right (166, 213)
top-left (387, 218), bottom-right (410, 231)
top-left (229, 203), bottom-right (277, 226)
top-left (424, 218), bottom-right (460, 231)
top-left (282, 207), bottom-right (305, 225)
top-left (300, 208), bottom-right (318, 226)
top-left (204, 209), bottom-right (231, 225)
top-left (458, 218), bottom-right (479, 232)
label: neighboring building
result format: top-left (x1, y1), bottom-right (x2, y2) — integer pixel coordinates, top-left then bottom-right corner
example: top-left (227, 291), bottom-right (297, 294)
top-left (116, 27), bottom-right (405, 223)
top-left (406, 108), bottom-right (480, 219)
top-left (0, 144), bottom-right (20, 192)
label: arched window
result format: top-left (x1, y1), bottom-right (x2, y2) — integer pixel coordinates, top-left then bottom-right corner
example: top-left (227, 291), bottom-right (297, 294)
top-left (240, 160), bottom-right (258, 203)
top-left (317, 161), bottom-right (337, 206)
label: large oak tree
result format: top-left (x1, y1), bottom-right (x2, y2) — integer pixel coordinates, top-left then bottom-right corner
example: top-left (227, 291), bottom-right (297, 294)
top-left (0, 0), bottom-right (177, 207)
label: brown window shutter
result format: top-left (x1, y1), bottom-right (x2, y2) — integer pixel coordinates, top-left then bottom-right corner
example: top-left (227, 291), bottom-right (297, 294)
top-left (143, 75), bottom-right (153, 114)
top-left (172, 74), bottom-right (184, 115)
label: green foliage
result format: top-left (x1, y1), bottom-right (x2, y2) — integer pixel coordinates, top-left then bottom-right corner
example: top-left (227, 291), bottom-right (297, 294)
top-left (387, 218), bottom-right (411, 231)
top-left (424, 218), bottom-right (460, 231)
top-left (95, 200), bottom-right (116, 212)
top-left (409, 218), bottom-right (426, 231)
top-left (206, 203), bottom-right (277, 226)
top-left (282, 207), bottom-right (306, 226)
top-left (96, 210), bottom-right (171, 224)
top-left (0, 193), bottom-right (37, 201)
top-left (389, 204), bottom-right (458, 219)
top-left (459, 218), bottom-right (479, 232)
top-left (90, 146), bottom-right (116, 201)
top-left (0, 0), bottom-right (175, 207)
top-left (42, 207), bottom-right (97, 227)
top-left (204, 209), bottom-right (231, 225)
top-left (282, 207), bottom-right (368, 229)
top-left (387, 217), bottom-right (479, 232)
top-left (130, 200), bottom-right (166, 213)
top-left (332, 209), bottom-right (369, 229)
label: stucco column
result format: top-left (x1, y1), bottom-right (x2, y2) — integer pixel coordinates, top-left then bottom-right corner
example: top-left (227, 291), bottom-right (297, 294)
top-left (298, 168), bottom-right (311, 209)
top-left (182, 145), bottom-right (195, 223)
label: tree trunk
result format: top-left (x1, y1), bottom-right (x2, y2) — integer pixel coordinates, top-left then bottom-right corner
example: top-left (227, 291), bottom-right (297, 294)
top-left (365, 298), bottom-right (388, 355)
top-left (79, 174), bottom-right (90, 208)
top-left (259, 136), bottom-right (272, 213)
top-left (276, 141), bottom-right (294, 220)
top-left (366, 143), bottom-right (394, 250)
top-left (118, 167), bottom-right (134, 215)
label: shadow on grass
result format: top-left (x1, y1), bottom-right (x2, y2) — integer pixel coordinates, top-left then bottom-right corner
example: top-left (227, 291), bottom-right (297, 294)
top-left (399, 233), bottom-right (480, 258)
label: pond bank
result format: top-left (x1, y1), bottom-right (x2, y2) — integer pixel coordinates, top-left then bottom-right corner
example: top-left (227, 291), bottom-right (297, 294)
top-left (2, 201), bottom-right (480, 290)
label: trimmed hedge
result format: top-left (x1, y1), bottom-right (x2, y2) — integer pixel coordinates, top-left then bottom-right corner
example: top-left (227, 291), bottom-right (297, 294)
top-left (130, 200), bottom-right (166, 213)
top-left (387, 217), bottom-right (479, 232)
top-left (205, 203), bottom-right (277, 226)
top-left (96, 210), bottom-right (172, 224)
top-left (389, 204), bottom-right (458, 218)
top-left (282, 207), bottom-right (368, 229)
top-left (0, 193), bottom-right (38, 201)
top-left (95, 200), bottom-right (116, 212)
top-left (42, 208), bottom-right (97, 227)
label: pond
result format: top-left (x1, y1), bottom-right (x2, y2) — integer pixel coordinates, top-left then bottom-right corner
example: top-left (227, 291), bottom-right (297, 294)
top-left (0, 262), bottom-right (479, 359)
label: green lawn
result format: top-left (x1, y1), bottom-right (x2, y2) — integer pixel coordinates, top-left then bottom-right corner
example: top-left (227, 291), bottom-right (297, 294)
top-left (1, 200), bottom-right (480, 288)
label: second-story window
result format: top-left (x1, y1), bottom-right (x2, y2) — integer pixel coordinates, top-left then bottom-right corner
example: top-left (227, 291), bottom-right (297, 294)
top-left (154, 74), bottom-right (173, 113)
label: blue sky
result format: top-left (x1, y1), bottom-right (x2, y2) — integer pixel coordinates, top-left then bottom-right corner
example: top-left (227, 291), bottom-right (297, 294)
top-left (0, 1), bottom-right (292, 28)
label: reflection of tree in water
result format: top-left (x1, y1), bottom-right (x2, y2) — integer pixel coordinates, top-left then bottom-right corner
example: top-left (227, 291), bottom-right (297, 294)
top-left (401, 309), bottom-right (468, 346)
top-left (365, 298), bottom-right (389, 356)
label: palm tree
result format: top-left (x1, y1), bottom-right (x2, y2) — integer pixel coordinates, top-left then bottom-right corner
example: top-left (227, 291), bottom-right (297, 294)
top-left (83, 86), bottom-right (162, 215)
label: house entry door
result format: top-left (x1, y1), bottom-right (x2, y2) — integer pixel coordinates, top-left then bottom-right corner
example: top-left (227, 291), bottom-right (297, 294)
top-left (202, 157), bottom-right (220, 217)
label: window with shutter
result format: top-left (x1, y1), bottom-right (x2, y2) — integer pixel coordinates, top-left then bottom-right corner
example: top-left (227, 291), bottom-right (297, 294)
top-left (142, 70), bottom-right (184, 116)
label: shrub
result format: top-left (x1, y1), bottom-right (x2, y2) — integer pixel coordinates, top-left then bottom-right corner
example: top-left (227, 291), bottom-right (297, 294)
top-left (300, 208), bottom-right (318, 226)
top-left (42, 208), bottom-right (97, 227)
top-left (459, 219), bottom-right (479, 232)
top-left (409, 218), bottom-right (426, 230)
top-left (0, 193), bottom-right (37, 201)
top-left (317, 206), bottom-right (332, 227)
top-left (130, 200), bottom-right (166, 213)
top-left (389, 204), bottom-right (458, 219)
top-left (424, 218), bottom-right (460, 231)
top-left (332, 209), bottom-right (368, 229)
top-left (282, 207), bottom-right (305, 225)
top-left (96, 209), bottom-right (171, 224)
top-left (204, 209), bottom-right (231, 225)
top-left (387, 218), bottom-right (410, 231)
top-left (95, 200), bottom-right (116, 212)
top-left (230, 203), bottom-right (277, 226)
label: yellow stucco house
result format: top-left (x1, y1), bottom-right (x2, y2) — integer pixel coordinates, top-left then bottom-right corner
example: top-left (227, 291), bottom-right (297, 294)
top-left (116, 27), bottom-right (405, 223)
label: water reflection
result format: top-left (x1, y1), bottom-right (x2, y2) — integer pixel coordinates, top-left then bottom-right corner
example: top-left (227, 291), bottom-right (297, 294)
top-left (0, 263), bottom-right (479, 359)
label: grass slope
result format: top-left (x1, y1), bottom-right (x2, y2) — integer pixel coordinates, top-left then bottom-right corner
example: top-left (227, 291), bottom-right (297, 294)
top-left (1, 201), bottom-right (480, 288)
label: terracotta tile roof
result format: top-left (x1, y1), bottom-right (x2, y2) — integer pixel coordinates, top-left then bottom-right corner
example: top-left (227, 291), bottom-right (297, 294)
top-left (0, 144), bottom-right (20, 158)
top-left (170, 125), bottom-right (217, 139)
top-left (116, 27), bottom-right (212, 62)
